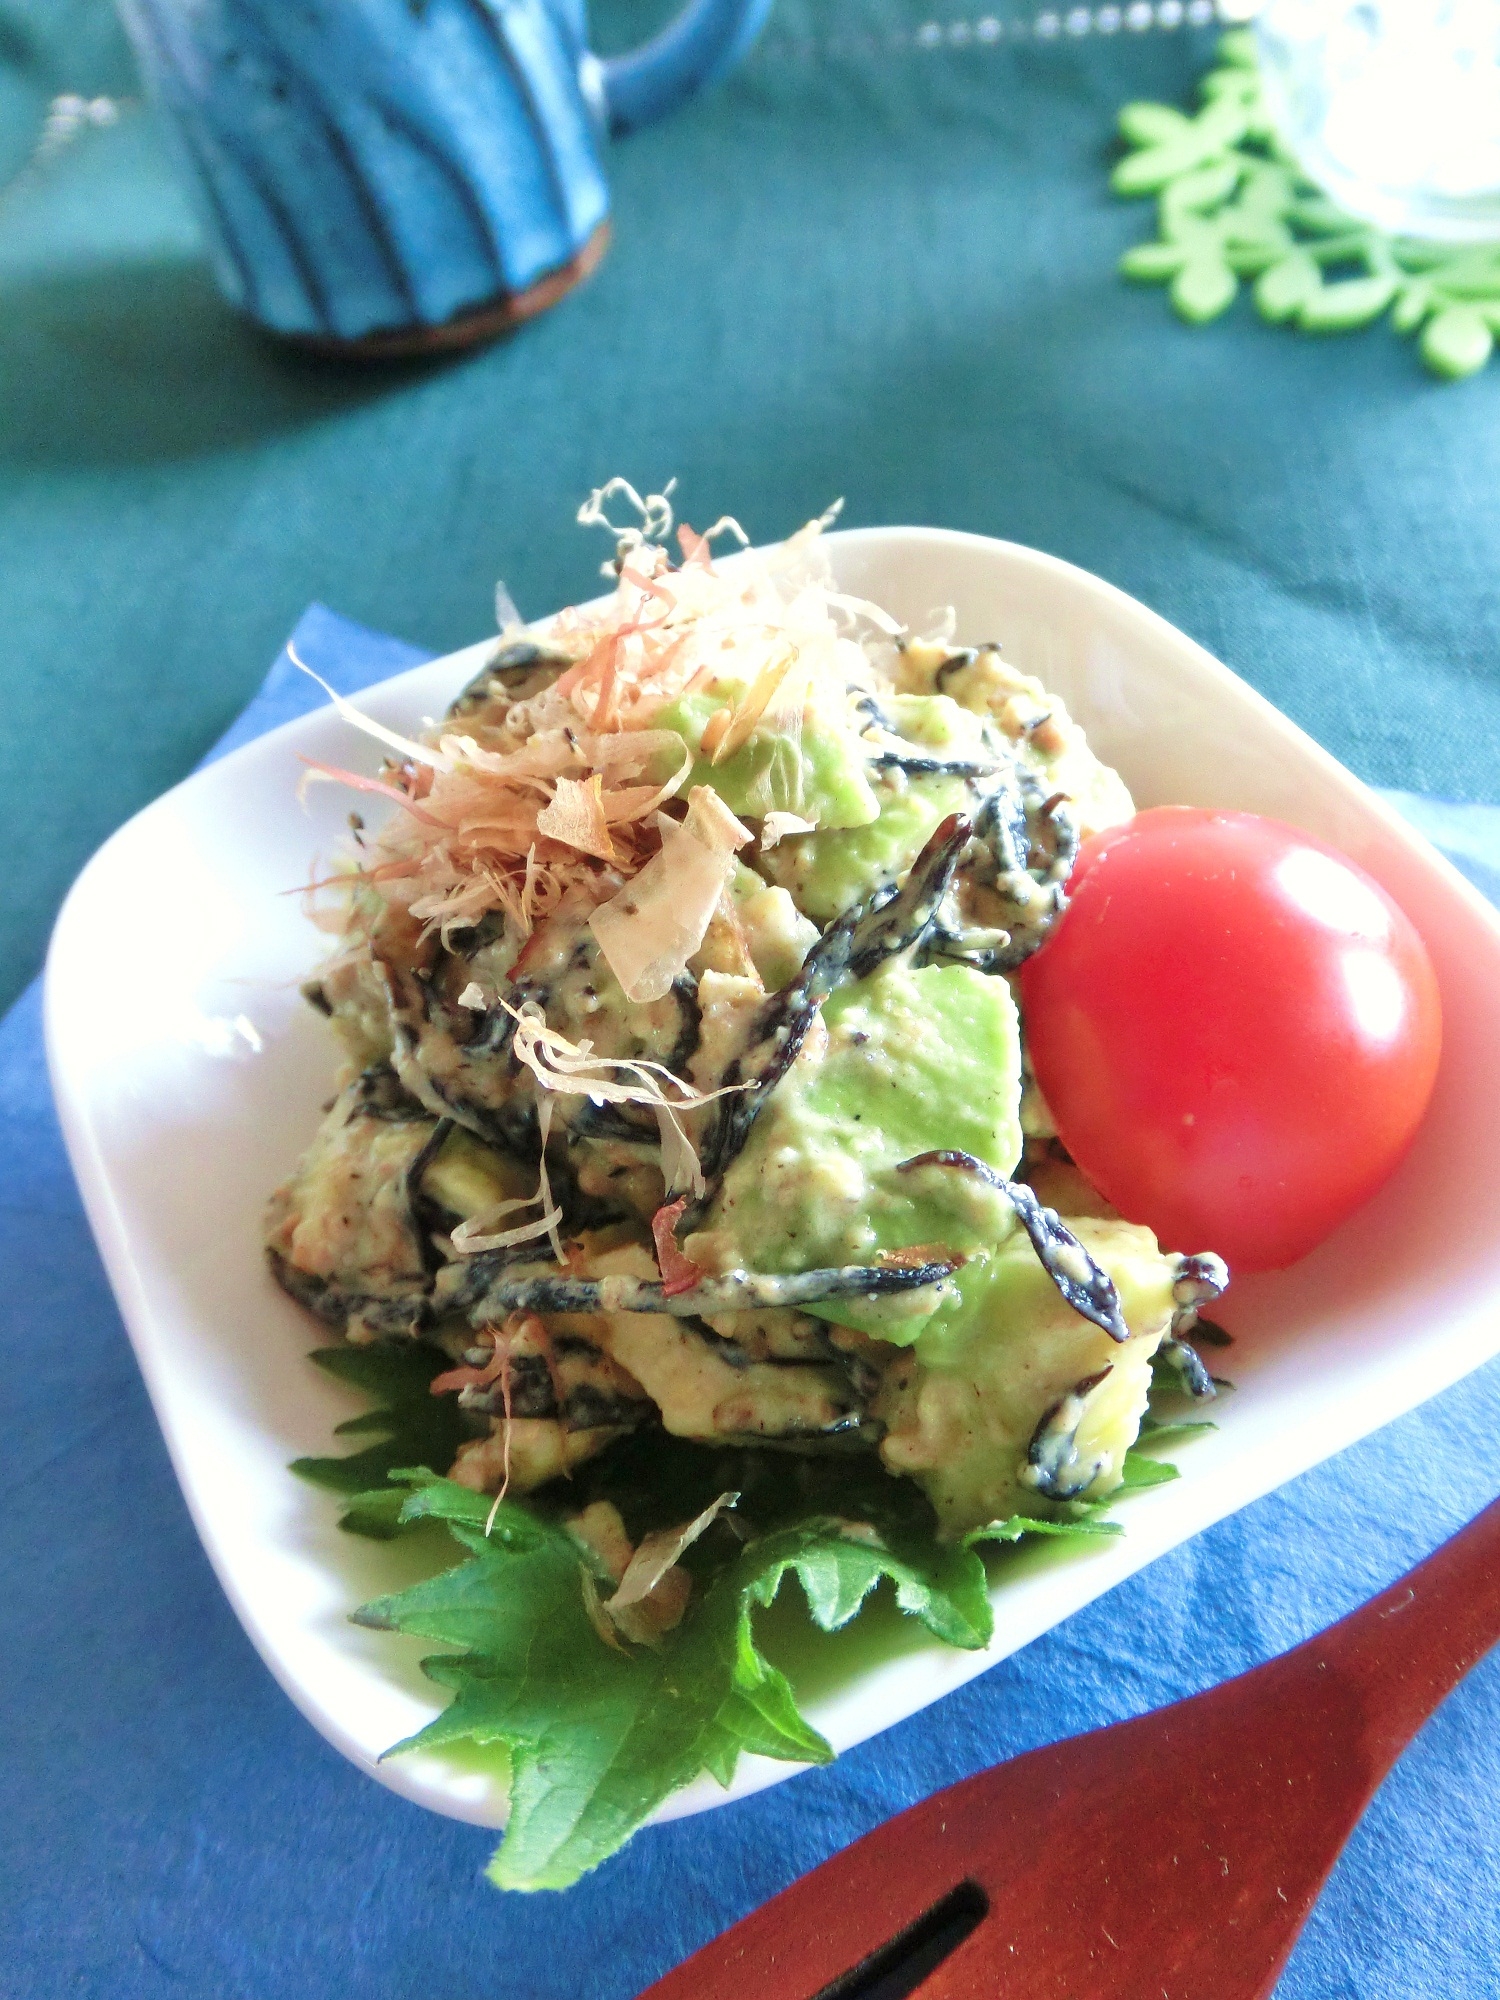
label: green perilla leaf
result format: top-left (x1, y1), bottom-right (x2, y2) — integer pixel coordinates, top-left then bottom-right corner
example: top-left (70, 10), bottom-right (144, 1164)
top-left (291, 1342), bottom-right (468, 1530)
top-left (354, 1471), bottom-right (995, 1891)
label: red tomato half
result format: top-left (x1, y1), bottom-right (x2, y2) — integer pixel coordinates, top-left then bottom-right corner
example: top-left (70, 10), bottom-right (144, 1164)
top-left (1019, 808), bottom-right (1442, 1271)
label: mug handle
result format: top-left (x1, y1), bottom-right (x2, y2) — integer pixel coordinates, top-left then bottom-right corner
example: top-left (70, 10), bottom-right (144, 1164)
top-left (598, 0), bottom-right (776, 135)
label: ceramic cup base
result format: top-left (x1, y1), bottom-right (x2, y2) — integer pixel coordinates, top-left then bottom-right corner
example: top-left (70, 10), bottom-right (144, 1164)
top-left (283, 221), bottom-right (611, 362)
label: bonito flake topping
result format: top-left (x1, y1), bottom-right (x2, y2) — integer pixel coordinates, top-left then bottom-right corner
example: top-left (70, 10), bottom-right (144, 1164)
top-left (303, 486), bottom-right (888, 985)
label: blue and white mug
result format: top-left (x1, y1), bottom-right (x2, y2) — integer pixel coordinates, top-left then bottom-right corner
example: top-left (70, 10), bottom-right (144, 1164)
top-left (115, 0), bottom-right (775, 352)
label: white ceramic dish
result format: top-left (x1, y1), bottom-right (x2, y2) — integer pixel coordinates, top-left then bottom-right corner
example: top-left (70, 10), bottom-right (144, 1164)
top-left (45, 527), bottom-right (1500, 1835)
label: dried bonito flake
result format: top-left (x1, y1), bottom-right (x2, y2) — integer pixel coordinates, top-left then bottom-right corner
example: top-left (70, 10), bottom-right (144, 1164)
top-left (590, 787), bottom-right (752, 1004)
top-left (535, 774), bottom-right (617, 863)
top-left (503, 997), bottom-right (748, 1198)
top-left (296, 497), bottom-right (883, 962)
top-left (572, 1492), bottom-right (740, 1649)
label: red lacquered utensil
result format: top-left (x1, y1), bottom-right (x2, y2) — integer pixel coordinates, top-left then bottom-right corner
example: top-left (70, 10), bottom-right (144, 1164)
top-left (640, 1493), bottom-right (1500, 2000)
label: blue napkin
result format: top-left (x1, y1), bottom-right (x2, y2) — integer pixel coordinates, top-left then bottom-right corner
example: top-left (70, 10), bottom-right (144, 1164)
top-left (4, 609), bottom-right (1496, 1999)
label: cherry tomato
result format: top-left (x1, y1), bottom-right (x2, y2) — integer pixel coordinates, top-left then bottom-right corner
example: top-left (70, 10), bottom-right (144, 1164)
top-left (1019, 808), bottom-right (1442, 1271)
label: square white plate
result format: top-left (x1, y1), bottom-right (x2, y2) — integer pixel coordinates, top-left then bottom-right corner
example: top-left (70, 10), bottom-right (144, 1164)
top-left (45, 527), bottom-right (1500, 1834)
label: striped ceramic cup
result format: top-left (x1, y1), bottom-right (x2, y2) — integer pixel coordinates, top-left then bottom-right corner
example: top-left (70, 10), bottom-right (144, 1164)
top-left (116, 0), bottom-right (774, 352)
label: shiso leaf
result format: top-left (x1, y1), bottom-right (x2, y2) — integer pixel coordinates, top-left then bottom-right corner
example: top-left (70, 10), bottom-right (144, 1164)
top-left (1114, 1451), bottom-right (1181, 1493)
top-left (963, 1513), bottom-right (1124, 1547)
top-left (1136, 1414), bottom-right (1218, 1446)
top-left (352, 1469), bottom-right (993, 1890)
top-left (303, 1373), bottom-right (1216, 1887)
top-left (290, 1343), bottom-right (468, 1532)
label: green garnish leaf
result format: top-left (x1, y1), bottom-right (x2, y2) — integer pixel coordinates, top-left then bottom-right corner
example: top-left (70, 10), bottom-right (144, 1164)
top-left (963, 1513), bottom-right (1124, 1547)
top-left (1115, 1450), bottom-right (1181, 1493)
top-left (334, 1485), bottom-right (413, 1539)
top-left (1136, 1415), bottom-right (1218, 1446)
top-left (291, 1343), bottom-right (468, 1532)
top-left (1254, 250), bottom-right (1321, 323)
top-left (289, 1266), bottom-right (1220, 1880)
top-left (295, 1365), bottom-right (1218, 1884)
top-left (1296, 272), bottom-right (1399, 332)
top-left (1116, 101), bottom-right (1194, 150)
top-left (352, 1470), bottom-right (993, 1890)
top-left (1120, 239), bottom-right (1190, 284)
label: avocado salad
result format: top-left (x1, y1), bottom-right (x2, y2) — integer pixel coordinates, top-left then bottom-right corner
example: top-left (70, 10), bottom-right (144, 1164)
top-left (268, 484), bottom-right (1229, 1889)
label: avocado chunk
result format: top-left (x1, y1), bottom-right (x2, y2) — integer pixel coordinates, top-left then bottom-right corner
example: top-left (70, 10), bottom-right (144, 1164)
top-left (871, 1217), bottom-right (1178, 1537)
top-left (685, 959), bottom-right (1024, 1343)
top-left (756, 695), bottom-right (991, 922)
top-left (882, 692), bottom-right (992, 754)
top-left (758, 774), bottom-right (971, 923)
top-left (725, 864), bottom-right (819, 990)
top-left (421, 1126), bottom-right (536, 1220)
top-left (655, 675), bottom-right (880, 829)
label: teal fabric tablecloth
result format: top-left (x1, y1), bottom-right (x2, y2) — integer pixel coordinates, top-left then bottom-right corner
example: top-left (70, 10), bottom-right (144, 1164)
top-left (3, 5), bottom-right (1500, 1995)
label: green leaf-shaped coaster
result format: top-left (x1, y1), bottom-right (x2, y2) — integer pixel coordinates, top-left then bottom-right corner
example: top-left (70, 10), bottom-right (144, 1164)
top-left (1113, 29), bottom-right (1500, 380)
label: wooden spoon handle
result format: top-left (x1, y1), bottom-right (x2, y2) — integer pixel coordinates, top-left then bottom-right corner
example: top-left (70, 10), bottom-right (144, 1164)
top-left (639, 1491), bottom-right (1500, 2000)
top-left (1281, 1487), bottom-right (1500, 1773)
